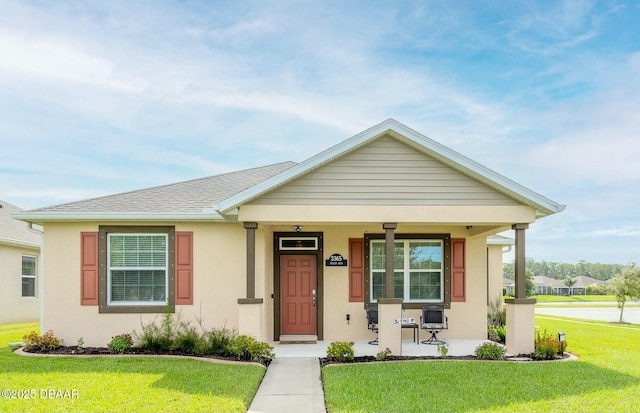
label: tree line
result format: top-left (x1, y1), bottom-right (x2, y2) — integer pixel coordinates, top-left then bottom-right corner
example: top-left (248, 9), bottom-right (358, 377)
top-left (503, 258), bottom-right (626, 281)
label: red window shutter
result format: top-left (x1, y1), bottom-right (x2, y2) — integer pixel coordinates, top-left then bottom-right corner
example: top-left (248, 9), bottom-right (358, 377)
top-left (451, 238), bottom-right (466, 302)
top-left (349, 238), bottom-right (364, 302)
top-left (80, 232), bottom-right (99, 305)
top-left (175, 232), bottom-right (193, 305)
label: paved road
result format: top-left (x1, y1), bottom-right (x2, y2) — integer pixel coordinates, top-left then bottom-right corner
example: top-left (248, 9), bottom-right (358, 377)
top-left (535, 306), bottom-right (640, 324)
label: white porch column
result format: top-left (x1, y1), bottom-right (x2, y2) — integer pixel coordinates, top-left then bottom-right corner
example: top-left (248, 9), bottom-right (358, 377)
top-left (505, 223), bottom-right (536, 355)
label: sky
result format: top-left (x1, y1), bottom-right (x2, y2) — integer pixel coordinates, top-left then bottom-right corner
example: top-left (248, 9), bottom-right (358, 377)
top-left (0, 0), bottom-right (639, 265)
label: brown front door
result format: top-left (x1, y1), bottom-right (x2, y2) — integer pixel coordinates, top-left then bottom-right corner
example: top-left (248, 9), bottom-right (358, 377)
top-left (280, 255), bottom-right (317, 335)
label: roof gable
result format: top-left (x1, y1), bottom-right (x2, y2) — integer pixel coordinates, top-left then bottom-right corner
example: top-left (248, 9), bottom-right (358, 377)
top-left (248, 135), bottom-right (521, 207)
top-left (218, 119), bottom-right (565, 217)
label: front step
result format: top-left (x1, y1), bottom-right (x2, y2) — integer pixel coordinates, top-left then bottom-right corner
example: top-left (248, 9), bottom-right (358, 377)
top-left (279, 335), bottom-right (318, 344)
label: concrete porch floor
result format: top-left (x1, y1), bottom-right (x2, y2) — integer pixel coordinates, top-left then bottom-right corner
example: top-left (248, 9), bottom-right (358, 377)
top-left (271, 339), bottom-right (491, 358)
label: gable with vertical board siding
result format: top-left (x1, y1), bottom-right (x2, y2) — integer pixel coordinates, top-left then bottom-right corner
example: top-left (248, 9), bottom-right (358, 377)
top-left (247, 135), bottom-right (521, 206)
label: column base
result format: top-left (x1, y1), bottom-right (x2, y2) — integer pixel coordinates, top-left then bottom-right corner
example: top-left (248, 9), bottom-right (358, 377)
top-left (238, 298), bottom-right (264, 340)
top-left (377, 299), bottom-right (403, 355)
top-left (505, 301), bottom-right (535, 355)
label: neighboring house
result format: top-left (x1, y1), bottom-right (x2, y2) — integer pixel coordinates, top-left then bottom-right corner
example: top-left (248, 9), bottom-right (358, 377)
top-left (532, 275), bottom-right (564, 295)
top-left (532, 275), bottom-right (588, 296)
top-left (15, 119), bottom-right (564, 354)
top-left (0, 200), bottom-right (41, 324)
top-left (503, 278), bottom-right (515, 296)
top-left (573, 275), bottom-right (609, 293)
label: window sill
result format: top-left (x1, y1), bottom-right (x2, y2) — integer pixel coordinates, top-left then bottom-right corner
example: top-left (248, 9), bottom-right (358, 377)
top-left (99, 304), bottom-right (174, 314)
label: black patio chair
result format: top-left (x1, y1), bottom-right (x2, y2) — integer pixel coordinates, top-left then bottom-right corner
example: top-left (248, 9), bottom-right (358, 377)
top-left (365, 304), bottom-right (379, 345)
top-left (420, 305), bottom-right (448, 345)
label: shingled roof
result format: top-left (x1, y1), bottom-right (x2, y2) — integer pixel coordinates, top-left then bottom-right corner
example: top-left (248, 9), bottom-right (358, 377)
top-left (16, 162), bottom-right (295, 222)
top-left (0, 200), bottom-right (41, 247)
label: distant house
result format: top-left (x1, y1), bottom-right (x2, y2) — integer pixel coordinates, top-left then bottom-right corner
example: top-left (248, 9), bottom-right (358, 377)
top-left (0, 200), bottom-right (41, 323)
top-left (15, 119), bottom-right (564, 355)
top-left (532, 275), bottom-right (591, 296)
top-left (503, 278), bottom-right (515, 296)
top-left (573, 275), bottom-right (609, 293)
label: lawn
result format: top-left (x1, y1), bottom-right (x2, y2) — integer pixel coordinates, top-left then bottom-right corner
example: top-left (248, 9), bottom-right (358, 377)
top-left (533, 295), bottom-right (618, 303)
top-left (0, 323), bottom-right (266, 413)
top-left (322, 315), bottom-right (640, 413)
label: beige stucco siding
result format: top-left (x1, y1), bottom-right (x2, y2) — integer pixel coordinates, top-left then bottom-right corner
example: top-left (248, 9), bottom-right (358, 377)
top-left (249, 136), bottom-right (521, 207)
top-left (42, 220), bottom-right (499, 346)
top-left (268, 224), bottom-right (491, 342)
top-left (487, 244), bottom-right (506, 304)
top-left (0, 243), bottom-right (40, 324)
top-left (41, 222), bottom-right (248, 347)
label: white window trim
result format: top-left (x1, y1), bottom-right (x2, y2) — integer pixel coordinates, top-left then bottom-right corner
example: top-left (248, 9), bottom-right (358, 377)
top-left (21, 255), bottom-right (37, 298)
top-left (107, 233), bottom-right (169, 306)
top-left (370, 239), bottom-right (444, 303)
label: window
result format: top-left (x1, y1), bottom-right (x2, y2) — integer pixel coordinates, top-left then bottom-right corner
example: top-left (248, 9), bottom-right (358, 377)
top-left (98, 226), bottom-right (175, 313)
top-left (279, 237), bottom-right (319, 250)
top-left (364, 233), bottom-right (450, 307)
top-left (108, 234), bottom-right (168, 305)
top-left (22, 256), bottom-right (36, 298)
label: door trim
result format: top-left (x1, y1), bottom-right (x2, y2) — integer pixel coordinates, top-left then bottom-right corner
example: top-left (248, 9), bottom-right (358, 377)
top-left (274, 232), bottom-right (323, 340)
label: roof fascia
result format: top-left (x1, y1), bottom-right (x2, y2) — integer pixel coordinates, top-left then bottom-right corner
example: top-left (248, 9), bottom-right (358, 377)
top-left (0, 236), bottom-right (40, 249)
top-left (12, 212), bottom-right (226, 224)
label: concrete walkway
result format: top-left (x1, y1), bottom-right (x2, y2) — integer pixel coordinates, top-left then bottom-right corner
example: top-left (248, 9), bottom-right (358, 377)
top-left (248, 339), bottom-right (488, 413)
top-left (248, 357), bottom-right (325, 413)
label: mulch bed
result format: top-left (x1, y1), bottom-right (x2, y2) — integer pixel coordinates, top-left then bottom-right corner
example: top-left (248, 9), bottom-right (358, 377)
top-left (18, 346), bottom-right (272, 367)
top-left (320, 353), bottom-right (573, 367)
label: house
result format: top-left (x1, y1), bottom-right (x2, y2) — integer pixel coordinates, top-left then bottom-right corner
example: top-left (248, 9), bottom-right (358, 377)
top-left (503, 278), bottom-right (515, 296)
top-left (573, 275), bottom-right (609, 294)
top-left (0, 200), bottom-right (41, 324)
top-left (15, 119), bottom-right (565, 355)
top-left (532, 275), bottom-right (593, 296)
top-left (532, 275), bottom-right (565, 295)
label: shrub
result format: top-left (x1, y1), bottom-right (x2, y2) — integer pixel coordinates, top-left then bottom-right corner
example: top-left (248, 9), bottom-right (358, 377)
top-left (534, 330), bottom-right (564, 360)
top-left (228, 334), bottom-right (275, 362)
top-left (136, 322), bottom-right (172, 353)
top-left (172, 322), bottom-right (200, 354)
top-left (376, 347), bottom-right (392, 361)
top-left (76, 337), bottom-right (85, 354)
top-left (487, 297), bottom-right (506, 327)
top-left (488, 325), bottom-right (506, 343)
top-left (326, 341), bottom-right (355, 362)
top-left (437, 341), bottom-right (450, 358)
top-left (108, 333), bottom-right (134, 354)
top-left (475, 342), bottom-right (506, 360)
top-left (23, 330), bottom-right (62, 352)
top-left (195, 327), bottom-right (235, 356)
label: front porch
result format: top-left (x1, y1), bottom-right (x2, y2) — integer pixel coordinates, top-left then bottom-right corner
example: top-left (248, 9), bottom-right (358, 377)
top-left (271, 339), bottom-right (493, 358)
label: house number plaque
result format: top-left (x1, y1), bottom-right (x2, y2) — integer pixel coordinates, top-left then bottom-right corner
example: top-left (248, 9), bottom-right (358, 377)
top-left (325, 253), bottom-right (347, 267)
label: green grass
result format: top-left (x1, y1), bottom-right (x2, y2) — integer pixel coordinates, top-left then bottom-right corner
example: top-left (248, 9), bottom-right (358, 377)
top-left (0, 323), bottom-right (266, 413)
top-left (322, 316), bottom-right (640, 413)
top-left (533, 295), bottom-right (618, 303)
